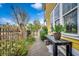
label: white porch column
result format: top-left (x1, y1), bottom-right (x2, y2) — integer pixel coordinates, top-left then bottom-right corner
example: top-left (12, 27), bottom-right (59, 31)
top-left (53, 9), bottom-right (55, 27)
top-left (60, 3), bottom-right (64, 25)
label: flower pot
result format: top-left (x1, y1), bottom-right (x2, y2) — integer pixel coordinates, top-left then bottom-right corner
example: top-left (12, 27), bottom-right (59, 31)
top-left (53, 32), bottom-right (61, 40)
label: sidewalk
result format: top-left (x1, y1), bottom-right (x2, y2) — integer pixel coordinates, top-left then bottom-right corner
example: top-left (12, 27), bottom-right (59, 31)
top-left (27, 33), bottom-right (50, 56)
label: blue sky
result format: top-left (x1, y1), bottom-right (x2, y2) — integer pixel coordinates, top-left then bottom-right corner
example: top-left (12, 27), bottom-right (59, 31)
top-left (0, 3), bottom-right (44, 25)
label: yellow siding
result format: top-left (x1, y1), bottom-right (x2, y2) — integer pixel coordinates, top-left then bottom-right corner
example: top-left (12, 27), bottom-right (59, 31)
top-left (61, 36), bottom-right (79, 51)
top-left (45, 3), bottom-right (56, 33)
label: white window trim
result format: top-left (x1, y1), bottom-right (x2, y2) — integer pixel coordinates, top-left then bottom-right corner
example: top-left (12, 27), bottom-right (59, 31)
top-left (63, 6), bottom-right (78, 17)
top-left (60, 3), bottom-right (64, 25)
top-left (52, 3), bottom-right (79, 40)
top-left (62, 3), bottom-right (78, 34)
top-left (77, 3), bottom-right (79, 34)
top-left (61, 3), bottom-right (79, 40)
top-left (61, 32), bottom-right (79, 40)
top-left (53, 3), bottom-right (60, 21)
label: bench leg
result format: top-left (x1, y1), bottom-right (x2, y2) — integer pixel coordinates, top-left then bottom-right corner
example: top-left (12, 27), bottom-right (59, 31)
top-left (66, 43), bottom-right (72, 56)
top-left (53, 44), bottom-right (57, 56)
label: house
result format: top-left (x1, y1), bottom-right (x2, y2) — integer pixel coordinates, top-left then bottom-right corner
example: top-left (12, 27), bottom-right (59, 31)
top-left (43, 3), bottom-right (79, 56)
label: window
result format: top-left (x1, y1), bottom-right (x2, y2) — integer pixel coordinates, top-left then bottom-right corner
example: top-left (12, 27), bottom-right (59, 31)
top-left (63, 3), bottom-right (77, 14)
top-left (64, 9), bottom-right (77, 33)
top-left (54, 4), bottom-right (60, 25)
top-left (55, 19), bottom-right (60, 25)
top-left (54, 4), bottom-right (60, 20)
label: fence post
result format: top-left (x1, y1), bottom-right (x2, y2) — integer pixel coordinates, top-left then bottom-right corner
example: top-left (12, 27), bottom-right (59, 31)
top-left (3, 28), bottom-right (4, 40)
top-left (0, 27), bottom-right (1, 40)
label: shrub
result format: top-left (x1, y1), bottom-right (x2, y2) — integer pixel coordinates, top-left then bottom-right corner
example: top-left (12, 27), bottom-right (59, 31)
top-left (40, 26), bottom-right (48, 41)
top-left (27, 30), bottom-right (31, 36)
top-left (0, 36), bottom-right (35, 56)
top-left (26, 36), bottom-right (35, 45)
top-left (15, 39), bottom-right (28, 56)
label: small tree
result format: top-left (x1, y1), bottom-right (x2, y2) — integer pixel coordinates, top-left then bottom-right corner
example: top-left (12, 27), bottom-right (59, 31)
top-left (11, 5), bottom-right (29, 38)
top-left (33, 20), bottom-right (41, 32)
top-left (11, 5), bottom-right (29, 31)
top-left (27, 23), bottom-right (36, 35)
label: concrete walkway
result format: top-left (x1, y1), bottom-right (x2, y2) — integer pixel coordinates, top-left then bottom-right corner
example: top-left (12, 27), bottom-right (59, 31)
top-left (27, 33), bottom-right (50, 56)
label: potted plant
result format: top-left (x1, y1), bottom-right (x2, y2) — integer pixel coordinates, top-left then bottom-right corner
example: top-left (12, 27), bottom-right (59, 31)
top-left (53, 24), bottom-right (63, 40)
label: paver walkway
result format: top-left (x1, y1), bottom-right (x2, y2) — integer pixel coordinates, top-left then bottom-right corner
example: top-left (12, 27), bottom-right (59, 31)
top-left (27, 32), bottom-right (51, 56)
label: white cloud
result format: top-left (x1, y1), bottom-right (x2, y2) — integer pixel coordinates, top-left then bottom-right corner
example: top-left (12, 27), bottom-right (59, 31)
top-left (0, 4), bottom-right (3, 8)
top-left (37, 12), bottom-right (44, 23)
top-left (31, 3), bottom-right (42, 10)
top-left (0, 4), bottom-right (2, 7)
top-left (39, 18), bottom-right (44, 24)
top-left (0, 18), bottom-right (16, 25)
top-left (37, 12), bottom-right (44, 17)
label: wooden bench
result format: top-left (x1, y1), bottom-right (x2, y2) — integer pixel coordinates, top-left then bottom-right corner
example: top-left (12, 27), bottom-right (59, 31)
top-left (45, 35), bottom-right (72, 56)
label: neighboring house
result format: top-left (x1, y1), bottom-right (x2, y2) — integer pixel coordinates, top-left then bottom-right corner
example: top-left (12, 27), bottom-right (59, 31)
top-left (44, 3), bottom-right (79, 56)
